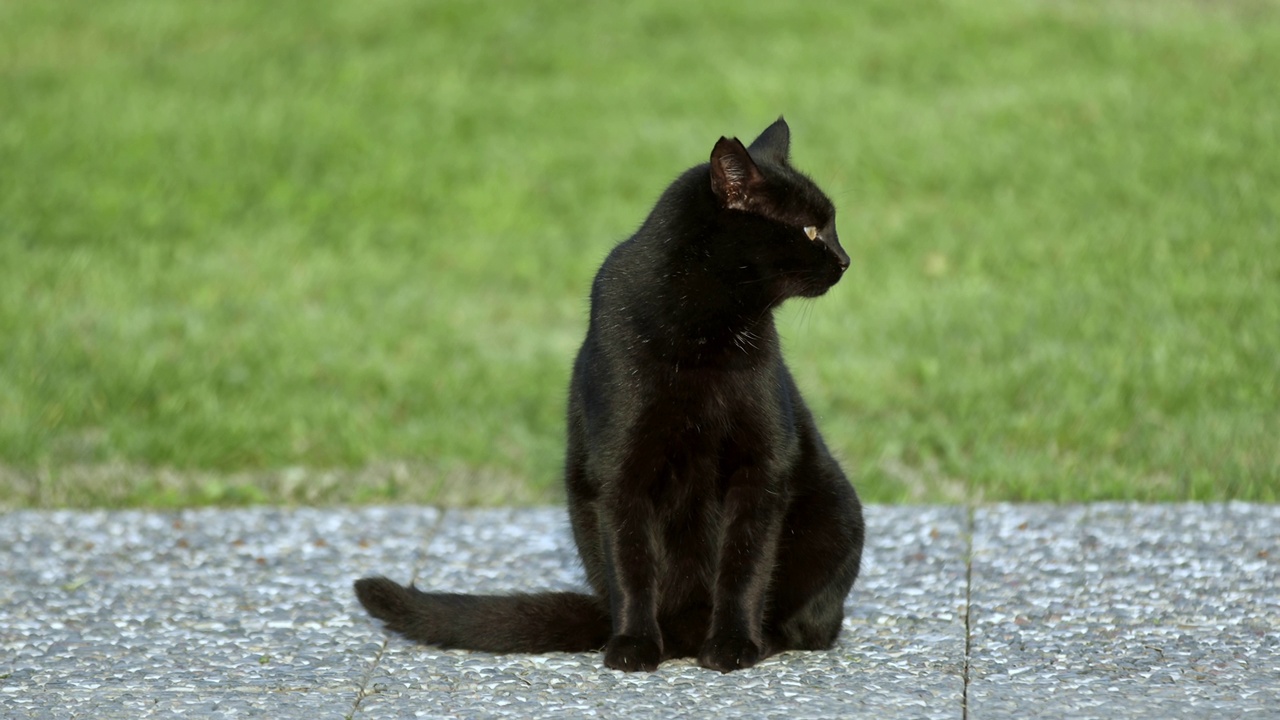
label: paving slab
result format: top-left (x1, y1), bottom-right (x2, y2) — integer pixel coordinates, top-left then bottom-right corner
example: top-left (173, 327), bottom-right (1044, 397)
top-left (1, 507), bottom-right (439, 717)
top-left (1, 505), bottom-right (966, 719)
top-left (967, 503), bottom-right (1280, 719)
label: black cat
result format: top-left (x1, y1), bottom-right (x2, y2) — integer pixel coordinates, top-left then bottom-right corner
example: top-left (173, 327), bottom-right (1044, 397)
top-left (355, 118), bottom-right (864, 673)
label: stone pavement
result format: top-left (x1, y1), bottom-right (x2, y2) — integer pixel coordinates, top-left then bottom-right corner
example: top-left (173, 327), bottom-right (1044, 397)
top-left (1, 504), bottom-right (1277, 719)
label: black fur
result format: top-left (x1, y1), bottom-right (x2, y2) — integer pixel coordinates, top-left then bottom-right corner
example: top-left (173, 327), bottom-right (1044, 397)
top-left (355, 118), bottom-right (865, 672)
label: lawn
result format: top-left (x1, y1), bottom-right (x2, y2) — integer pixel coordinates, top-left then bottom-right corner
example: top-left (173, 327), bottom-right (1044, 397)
top-left (2, 0), bottom-right (1278, 507)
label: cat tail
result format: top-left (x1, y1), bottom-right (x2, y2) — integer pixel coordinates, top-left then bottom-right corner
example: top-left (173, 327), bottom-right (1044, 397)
top-left (354, 576), bottom-right (611, 653)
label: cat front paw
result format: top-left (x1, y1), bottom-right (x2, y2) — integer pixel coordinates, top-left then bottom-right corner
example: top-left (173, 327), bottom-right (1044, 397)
top-left (698, 633), bottom-right (763, 673)
top-left (604, 634), bottom-right (662, 672)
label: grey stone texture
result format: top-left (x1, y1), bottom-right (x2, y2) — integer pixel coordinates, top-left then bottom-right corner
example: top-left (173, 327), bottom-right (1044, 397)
top-left (1, 503), bottom-right (1275, 718)
top-left (967, 503), bottom-right (1280, 719)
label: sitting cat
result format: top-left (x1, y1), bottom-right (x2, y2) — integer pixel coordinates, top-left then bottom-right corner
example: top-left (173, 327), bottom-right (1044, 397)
top-left (355, 118), bottom-right (864, 673)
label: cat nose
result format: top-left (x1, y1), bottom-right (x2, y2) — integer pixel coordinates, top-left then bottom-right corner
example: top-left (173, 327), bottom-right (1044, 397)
top-left (834, 247), bottom-right (850, 272)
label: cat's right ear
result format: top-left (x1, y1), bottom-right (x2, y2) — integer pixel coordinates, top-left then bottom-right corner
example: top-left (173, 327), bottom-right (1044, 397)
top-left (747, 117), bottom-right (791, 165)
top-left (710, 137), bottom-right (765, 212)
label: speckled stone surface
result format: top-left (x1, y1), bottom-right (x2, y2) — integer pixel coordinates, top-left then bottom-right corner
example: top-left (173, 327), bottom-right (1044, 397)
top-left (1, 507), bottom-right (437, 718)
top-left (2, 504), bottom-right (1277, 718)
top-left (967, 503), bottom-right (1280, 719)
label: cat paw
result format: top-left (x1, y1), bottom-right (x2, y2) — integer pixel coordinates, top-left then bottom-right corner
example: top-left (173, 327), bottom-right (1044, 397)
top-left (698, 633), bottom-right (763, 673)
top-left (604, 635), bottom-right (662, 672)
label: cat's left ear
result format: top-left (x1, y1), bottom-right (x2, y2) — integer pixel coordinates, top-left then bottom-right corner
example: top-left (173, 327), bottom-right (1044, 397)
top-left (710, 137), bottom-right (766, 211)
top-left (747, 116), bottom-right (791, 165)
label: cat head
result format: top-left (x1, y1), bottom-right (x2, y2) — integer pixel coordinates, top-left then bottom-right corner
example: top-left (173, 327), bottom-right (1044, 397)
top-left (708, 118), bottom-right (849, 299)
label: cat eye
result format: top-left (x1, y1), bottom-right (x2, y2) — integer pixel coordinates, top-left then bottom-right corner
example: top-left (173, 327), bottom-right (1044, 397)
top-left (803, 226), bottom-right (819, 241)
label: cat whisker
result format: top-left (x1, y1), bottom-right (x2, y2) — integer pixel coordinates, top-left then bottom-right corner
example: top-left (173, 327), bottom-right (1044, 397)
top-left (731, 328), bottom-right (762, 354)
top-left (806, 299), bottom-right (818, 330)
top-left (736, 274), bottom-right (783, 286)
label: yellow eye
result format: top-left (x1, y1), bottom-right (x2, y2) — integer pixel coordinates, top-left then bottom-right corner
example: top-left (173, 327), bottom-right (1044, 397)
top-left (804, 226), bottom-right (819, 240)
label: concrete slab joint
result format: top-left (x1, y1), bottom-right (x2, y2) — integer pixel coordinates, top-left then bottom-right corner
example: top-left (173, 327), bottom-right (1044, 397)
top-left (1, 503), bottom-right (1276, 718)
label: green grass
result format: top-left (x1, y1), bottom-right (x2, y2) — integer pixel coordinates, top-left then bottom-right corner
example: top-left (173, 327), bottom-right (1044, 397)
top-left (2, 0), bottom-right (1278, 507)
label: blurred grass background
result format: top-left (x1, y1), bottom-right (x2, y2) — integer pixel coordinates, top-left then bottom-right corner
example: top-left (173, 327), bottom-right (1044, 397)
top-left (2, 0), bottom-right (1277, 507)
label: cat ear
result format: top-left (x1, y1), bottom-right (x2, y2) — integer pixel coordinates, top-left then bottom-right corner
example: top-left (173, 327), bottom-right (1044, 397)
top-left (747, 116), bottom-right (791, 165)
top-left (710, 136), bottom-right (765, 211)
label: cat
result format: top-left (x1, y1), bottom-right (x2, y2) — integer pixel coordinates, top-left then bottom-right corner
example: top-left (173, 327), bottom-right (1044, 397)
top-left (355, 118), bottom-right (864, 673)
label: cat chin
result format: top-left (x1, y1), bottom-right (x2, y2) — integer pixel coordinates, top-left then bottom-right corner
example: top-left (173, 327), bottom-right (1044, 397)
top-left (793, 277), bottom-right (841, 298)
top-left (797, 286), bottom-right (834, 299)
